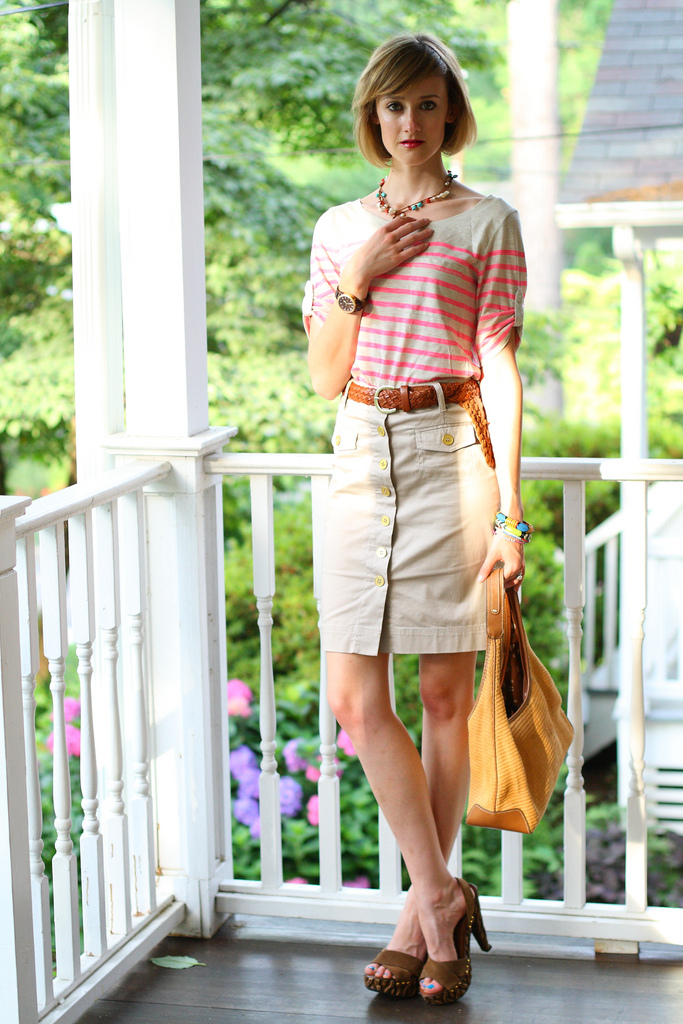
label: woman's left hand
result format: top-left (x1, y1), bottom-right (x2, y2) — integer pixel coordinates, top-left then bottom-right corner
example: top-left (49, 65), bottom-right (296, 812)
top-left (477, 534), bottom-right (525, 591)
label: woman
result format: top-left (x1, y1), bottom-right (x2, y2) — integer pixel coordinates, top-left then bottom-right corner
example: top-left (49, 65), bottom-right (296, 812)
top-left (303, 33), bottom-right (528, 1005)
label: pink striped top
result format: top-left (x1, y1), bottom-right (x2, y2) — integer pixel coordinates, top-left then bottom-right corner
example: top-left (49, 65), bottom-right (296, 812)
top-left (303, 195), bottom-right (526, 387)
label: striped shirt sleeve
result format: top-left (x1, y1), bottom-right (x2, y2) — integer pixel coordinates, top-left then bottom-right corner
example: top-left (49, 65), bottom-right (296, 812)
top-left (474, 210), bottom-right (526, 364)
top-left (302, 216), bottom-right (340, 338)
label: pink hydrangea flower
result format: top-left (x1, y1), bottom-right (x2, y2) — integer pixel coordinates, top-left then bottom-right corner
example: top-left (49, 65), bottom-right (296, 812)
top-left (345, 876), bottom-right (370, 888)
top-left (307, 794), bottom-right (319, 827)
top-left (305, 764), bottom-right (321, 782)
top-left (63, 698), bottom-right (81, 723)
top-left (286, 877), bottom-right (309, 885)
top-left (227, 678), bottom-right (253, 718)
top-left (337, 730), bottom-right (356, 757)
top-left (45, 725), bottom-right (81, 758)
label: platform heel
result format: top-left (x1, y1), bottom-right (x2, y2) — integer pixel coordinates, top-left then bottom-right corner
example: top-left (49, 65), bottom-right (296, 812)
top-left (419, 878), bottom-right (492, 1006)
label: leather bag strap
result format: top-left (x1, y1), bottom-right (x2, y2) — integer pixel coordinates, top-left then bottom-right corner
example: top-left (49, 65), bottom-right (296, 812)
top-left (486, 564), bottom-right (505, 639)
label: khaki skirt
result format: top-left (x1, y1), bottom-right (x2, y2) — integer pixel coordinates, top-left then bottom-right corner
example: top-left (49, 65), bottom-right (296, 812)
top-left (321, 385), bottom-right (499, 656)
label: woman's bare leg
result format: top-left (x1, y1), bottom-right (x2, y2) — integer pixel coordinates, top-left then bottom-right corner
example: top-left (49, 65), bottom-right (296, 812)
top-left (325, 652), bottom-right (469, 982)
top-left (360, 651), bottom-right (477, 988)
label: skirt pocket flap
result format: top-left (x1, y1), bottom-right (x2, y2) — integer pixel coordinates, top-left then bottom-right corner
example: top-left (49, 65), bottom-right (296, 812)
top-left (415, 424), bottom-right (476, 453)
top-left (332, 429), bottom-right (359, 452)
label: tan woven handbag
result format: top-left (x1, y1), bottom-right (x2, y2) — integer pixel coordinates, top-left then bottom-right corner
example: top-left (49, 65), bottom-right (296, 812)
top-left (466, 565), bottom-right (574, 834)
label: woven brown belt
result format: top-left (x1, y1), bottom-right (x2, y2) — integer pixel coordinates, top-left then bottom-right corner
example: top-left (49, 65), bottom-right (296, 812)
top-left (347, 377), bottom-right (496, 470)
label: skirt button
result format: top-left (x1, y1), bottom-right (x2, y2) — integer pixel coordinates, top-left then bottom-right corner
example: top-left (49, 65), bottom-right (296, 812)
top-left (379, 458), bottom-right (388, 470)
top-left (374, 576), bottom-right (385, 587)
top-left (381, 515), bottom-right (391, 527)
top-left (381, 486), bottom-right (391, 497)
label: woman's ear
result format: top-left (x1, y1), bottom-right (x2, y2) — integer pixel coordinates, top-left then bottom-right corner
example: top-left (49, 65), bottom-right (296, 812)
top-left (371, 103), bottom-right (379, 126)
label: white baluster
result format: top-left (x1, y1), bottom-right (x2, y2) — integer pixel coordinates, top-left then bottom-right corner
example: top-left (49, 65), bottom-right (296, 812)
top-left (604, 536), bottom-right (619, 688)
top-left (625, 481), bottom-right (648, 914)
top-left (0, 496), bottom-right (38, 1024)
top-left (501, 831), bottom-right (523, 904)
top-left (119, 490), bottom-right (156, 917)
top-left (446, 827), bottom-right (462, 879)
top-left (311, 475), bottom-right (342, 892)
top-left (583, 548), bottom-right (596, 684)
top-left (563, 481), bottom-right (586, 910)
top-left (250, 475), bottom-right (282, 888)
top-left (40, 523), bottom-right (81, 983)
top-left (378, 656), bottom-right (402, 897)
top-left (17, 535), bottom-right (53, 1006)
top-left (95, 500), bottom-right (132, 935)
top-left (68, 511), bottom-right (108, 957)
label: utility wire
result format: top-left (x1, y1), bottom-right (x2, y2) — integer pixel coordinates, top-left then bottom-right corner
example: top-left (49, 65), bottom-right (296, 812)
top-left (0, 1), bottom-right (68, 16)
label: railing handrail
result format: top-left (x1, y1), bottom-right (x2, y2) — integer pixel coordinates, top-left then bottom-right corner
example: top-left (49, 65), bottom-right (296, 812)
top-left (15, 459), bottom-right (172, 537)
top-left (206, 452), bottom-right (683, 483)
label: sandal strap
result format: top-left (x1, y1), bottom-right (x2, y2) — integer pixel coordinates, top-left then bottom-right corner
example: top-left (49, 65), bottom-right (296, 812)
top-left (420, 956), bottom-right (470, 991)
top-left (455, 877), bottom-right (476, 917)
top-left (371, 948), bottom-right (425, 977)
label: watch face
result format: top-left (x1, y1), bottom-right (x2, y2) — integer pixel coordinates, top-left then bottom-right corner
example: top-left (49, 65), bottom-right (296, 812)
top-left (337, 292), bottom-right (357, 312)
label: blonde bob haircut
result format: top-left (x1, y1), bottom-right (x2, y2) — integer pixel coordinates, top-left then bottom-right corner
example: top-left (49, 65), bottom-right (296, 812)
top-left (353, 33), bottom-right (477, 168)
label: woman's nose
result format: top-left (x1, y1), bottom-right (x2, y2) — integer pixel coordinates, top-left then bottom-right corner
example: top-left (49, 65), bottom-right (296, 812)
top-left (402, 109), bottom-right (421, 133)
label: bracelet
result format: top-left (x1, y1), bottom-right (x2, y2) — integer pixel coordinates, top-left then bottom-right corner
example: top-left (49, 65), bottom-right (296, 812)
top-left (495, 511), bottom-right (535, 541)
top-left (493, 525), bottom-right (527, 545)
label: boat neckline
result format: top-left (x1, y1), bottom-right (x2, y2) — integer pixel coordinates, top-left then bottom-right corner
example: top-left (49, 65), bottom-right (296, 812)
top-left (355, 194), bottom-right (496, 225)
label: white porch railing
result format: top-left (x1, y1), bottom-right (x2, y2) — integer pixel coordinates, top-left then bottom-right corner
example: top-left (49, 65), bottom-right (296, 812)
top-left (3, 452), bottom-right (683, 1024)
top-left (206, 452), bottom-right (683, 949)
top-left (0, 461), bottom-right (185, 1024)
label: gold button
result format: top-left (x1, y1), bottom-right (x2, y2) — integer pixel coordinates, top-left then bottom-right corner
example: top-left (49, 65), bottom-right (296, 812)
top-left (442, 434), bottom-right (454, 446)
top-left (381, 515), bottom-right (391, 527)
top-left (381, 486), bottom-right (391, 497)
top-left (376, 547), bottom-right (387, 558)
top-left (334, 434), bottom-right (341, 445)
top-left (375, 576), bottom-right (385, 587)
top-left (377, 426), bottom-right (386, 437)
top-left (379, 458), bottom-right (388, 470)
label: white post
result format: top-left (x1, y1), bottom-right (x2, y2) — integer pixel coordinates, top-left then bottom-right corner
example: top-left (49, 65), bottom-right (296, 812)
top-left (250, 475), bottom-right (283, 889)
top-left (613, 225), bottom-right (647, 461)
top-left (113, 0), bottom-right (208, 437)
top-left (119, 491), bottom-right (156, 917)
top-left (563, 481), bottom-right (586, 910)
top-left (0, 497), bottom-right (38, 1024)
top-left (625, 482), bottom-right (648, 916)
top-left (311, 476), bottom-right (342, 893)
top-left (107, 0), bottom-right (235, 936)
top-left (69, 0), bottom-right (124, 480)
top-left (17, 536), bottom-right (54, 1006)
top-left (68, 511), bottom-right (108, 957)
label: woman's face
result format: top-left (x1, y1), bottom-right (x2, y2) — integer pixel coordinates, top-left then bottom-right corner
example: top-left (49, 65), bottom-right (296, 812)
top-left (372, 74), bottom-right (455, 168)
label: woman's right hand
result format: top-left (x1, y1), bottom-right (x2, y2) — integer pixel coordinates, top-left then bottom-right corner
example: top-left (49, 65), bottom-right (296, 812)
top-left (339, 214), bottom-right (433, 297)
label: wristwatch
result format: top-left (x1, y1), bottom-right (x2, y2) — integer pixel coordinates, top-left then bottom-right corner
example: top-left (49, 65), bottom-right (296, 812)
top-left (335, 286), bottom-right (366, 314)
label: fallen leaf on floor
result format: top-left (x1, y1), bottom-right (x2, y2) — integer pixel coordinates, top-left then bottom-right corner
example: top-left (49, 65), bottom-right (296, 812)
top-left (150, 956), bottom-right (206, 969)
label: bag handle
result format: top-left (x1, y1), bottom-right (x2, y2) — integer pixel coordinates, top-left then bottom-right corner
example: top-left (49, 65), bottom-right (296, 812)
top-left (486, 563), bottom-right (505, 639)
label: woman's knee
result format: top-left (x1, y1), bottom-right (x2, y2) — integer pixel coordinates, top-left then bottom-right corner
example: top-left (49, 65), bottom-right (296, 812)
top-left (325, 653), bottom-right (391, 735)
top-left (419, 654), bottom-right (476, 721)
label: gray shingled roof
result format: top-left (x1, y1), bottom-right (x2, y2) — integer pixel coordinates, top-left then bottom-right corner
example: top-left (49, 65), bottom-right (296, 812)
top-left (560, 0), bottom-right (683, 204)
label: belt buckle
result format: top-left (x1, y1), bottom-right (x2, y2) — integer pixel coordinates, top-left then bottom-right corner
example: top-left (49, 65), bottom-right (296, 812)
top-left (373, 386), bottom-right (397, 413)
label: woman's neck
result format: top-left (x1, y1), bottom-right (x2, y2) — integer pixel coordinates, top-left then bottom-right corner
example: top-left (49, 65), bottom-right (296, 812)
top-left (381, 161), bottom-right (451, 211)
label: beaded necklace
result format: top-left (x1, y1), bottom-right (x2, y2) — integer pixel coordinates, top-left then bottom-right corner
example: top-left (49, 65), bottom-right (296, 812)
top-left (376, 170), bottom-right (456, 218)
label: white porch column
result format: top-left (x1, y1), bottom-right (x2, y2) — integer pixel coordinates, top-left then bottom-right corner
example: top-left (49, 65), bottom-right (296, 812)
top-left (113, 0), bottom-right (208, 437)
top-left (0, 497), bottom-right (38, 1024)
top-left (612, 225), bottom-right (647, 461)
top-left (109, 0), bottom-right (234, 936)
top-left (69, 0), bottom-right (124, 480)
top-left (613, 226), bottom-right (648, 815)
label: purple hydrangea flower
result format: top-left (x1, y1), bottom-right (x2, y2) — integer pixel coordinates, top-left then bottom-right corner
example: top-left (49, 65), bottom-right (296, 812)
top-left (249, 816), bottom-right (261, 840)
top-left (233, 796), bottom-right (259, 829)
top-left (283, 738), bottom-right (309, 773)
top-left (230, 744), bottom-right (258, 782)
top-left (279, 776), bottom-right (304, 818)
top-left (237, 767), bottom-right (260, 801)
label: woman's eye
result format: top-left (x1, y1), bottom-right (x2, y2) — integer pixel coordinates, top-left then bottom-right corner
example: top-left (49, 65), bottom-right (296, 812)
top-left (421, 102), bottom-right (437, 110)
top-left (386, 102), bottom-right (402, 112)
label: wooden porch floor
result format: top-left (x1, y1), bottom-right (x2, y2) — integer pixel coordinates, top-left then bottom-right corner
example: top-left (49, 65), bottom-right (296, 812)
top-left (74, 915), bottom-right (683, 1024)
